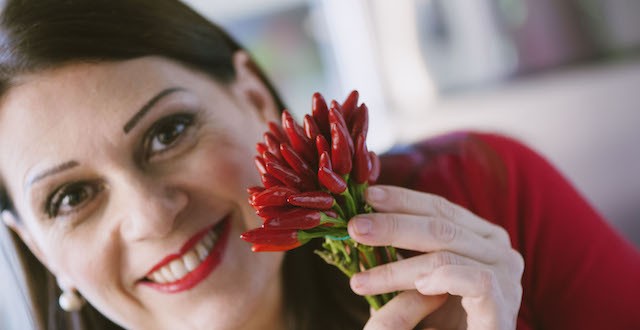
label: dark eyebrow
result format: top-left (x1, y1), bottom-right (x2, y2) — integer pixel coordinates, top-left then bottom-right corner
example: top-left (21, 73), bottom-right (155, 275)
top-left (123, 87), bottom-right (186, 134)
top-left (27, 160), bottom-right (79, 188)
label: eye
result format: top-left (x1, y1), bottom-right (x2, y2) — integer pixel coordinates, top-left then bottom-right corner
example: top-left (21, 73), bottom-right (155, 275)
top-left (144, 113), bottom-right (195, 160)
top-left (46, 181), bottom-right (103, 218)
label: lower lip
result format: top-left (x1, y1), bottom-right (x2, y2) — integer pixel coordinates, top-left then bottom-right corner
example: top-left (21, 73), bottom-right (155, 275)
top-left (140, 216), bottom-right (232, 293)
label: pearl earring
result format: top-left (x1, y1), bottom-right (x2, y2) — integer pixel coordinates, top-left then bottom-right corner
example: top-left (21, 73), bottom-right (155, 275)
top-left (59, 288), bottom-right (84, 312)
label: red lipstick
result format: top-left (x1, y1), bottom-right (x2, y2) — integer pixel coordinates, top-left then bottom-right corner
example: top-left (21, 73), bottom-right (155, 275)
top-left (140, 215), bottom-right (231, 293)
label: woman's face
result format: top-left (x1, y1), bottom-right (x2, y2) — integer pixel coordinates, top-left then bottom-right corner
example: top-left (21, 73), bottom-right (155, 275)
top-left (0, 56), bottom-right (284, 329)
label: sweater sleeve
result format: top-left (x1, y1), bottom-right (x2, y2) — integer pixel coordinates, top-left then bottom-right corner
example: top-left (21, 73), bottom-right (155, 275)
top-left (473, 133), bottom-right (640, 329)
top-left (379, 132), bottom-right (640, 329)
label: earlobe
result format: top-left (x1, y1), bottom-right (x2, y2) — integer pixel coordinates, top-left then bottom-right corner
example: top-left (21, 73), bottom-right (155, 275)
top-left (231, 51), bottom-right (280, 123)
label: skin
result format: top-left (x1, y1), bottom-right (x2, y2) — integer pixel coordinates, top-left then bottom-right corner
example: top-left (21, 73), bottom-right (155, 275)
top-left (348, 185), bottom-right (524, 330)
top-left (0, 51), bottom-right (524, 329)
top-left (0, 53), bottom-right (285, 330)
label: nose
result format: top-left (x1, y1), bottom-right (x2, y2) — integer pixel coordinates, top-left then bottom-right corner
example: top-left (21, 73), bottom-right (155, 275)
top-left (118, 177), bottom-right (188, 242)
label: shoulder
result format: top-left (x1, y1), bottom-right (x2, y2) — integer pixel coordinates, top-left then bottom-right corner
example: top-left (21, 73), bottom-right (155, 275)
top-left (378, 130), bottom-right (553, 236)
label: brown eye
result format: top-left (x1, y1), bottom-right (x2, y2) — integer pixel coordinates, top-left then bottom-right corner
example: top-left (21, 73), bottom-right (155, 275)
top-left (145, 114), bottom-right (194, 158)
top-left (47, 182), bottom-right (102, 218)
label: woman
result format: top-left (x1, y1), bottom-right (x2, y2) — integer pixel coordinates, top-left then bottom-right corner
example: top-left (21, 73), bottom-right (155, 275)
top-left (0, 1), bottom-right (637, 329)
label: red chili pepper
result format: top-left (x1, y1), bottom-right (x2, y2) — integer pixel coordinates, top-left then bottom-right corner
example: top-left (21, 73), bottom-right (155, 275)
top-left (256, 205), bottom-right (294, 220)
top-left (287, 191), bottom-right (334, 210)
top-left (341, 90), bottom-right (359, 126)
top-left (312, 92), bottom-right (330, 138)
top-left (262, 151), bottom-right (285, 168)
top-left (263, 208), bottom-right (322, 230)
top-left (251, 241), bottom-right (302, 252)
top-left (350, 103), bottom-right (369, 141)
top-left (328, 106), bottom-right (347, 131)
top-left (330, 122), bottom-right (352, 176)
top-left (265, 161), bottom-right (304, 189)
top-left (280, 143), bottom-right (315, 180)
top-left (251, 186), bottom-right (298, 207)
top-left (330, 100), bottom-right (343, 116)
top-left (318, 165), bottom-right (347, 194)
top-left (247, 186), bottom-right (266, 195)
top-left (261, 173), bottom-right (283, 188)
top-left (282, 110), bottom-right (315, 163)
top-left (329, 107), bottom-right (353, 154)
top-left (353, 133), bottom-right (371, 184)
top-left (315, 135), bottom-right (330, 160)
top-left (268, 121), bottom-right (288, 143)
top-left (256, 143), bottom-right (268, 156)
top-left (254, 156), bottom-right (267, 175)
top-left (263, 132), bottom-right (282, 159)
top-left (319, 151), bottom-right (332, 170)
top-left (368, 151), bottom-right (381, 184)
top-left (241, 227), bottom-right (301, 246)
top-left (303, 114), bottom-right (320, 140)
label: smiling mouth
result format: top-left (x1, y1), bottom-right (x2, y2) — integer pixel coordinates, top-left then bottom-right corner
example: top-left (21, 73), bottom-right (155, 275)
top-left (140, 215), bottom-right (231, 293)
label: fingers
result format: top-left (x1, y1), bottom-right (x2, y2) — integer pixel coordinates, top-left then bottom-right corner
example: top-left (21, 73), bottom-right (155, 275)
top-left (348, 213), bottom-right (501, 264)
top-left (415, 265), bottom-right (506, 330)
top-left (351, 251), bottom-right (484, 296)
top-left (364, 291), bottom-right (447, 330)
top-left (366, 185), bottom-right (510, 245)
top-left (415, 265), bottom-right (500, 303)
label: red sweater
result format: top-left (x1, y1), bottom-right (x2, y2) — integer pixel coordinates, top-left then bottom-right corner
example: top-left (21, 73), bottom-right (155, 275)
top-left (378, 132), bottom-right (640, 330)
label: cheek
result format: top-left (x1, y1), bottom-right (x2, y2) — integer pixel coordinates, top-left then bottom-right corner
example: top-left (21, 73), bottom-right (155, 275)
top-left (186, 133), bottom-right (263, 223)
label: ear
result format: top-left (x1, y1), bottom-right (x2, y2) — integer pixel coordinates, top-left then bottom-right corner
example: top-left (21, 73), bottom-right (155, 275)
top-left (230, 51), bottom-right (281, 123)
top-left (2, 210), bottom-right (51, 271)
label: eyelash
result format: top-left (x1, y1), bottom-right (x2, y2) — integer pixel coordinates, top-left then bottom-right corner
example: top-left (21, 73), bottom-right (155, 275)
top-left (46, 181), bottom-right (104, 218)
top-left (44, 112), bottom-right (197, 219)
top-left (143, 113), bottom-right (196, 160)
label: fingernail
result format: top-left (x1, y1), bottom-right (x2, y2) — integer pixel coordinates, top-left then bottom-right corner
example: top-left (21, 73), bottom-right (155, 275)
top-left (353, 217), bottom-right (372, 235)
top-left (366, 186), bottom-right (386, 202)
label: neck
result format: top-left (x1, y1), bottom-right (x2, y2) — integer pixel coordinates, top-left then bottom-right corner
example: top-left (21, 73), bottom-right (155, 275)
top-left (240, 272), bottom-right (285, 330)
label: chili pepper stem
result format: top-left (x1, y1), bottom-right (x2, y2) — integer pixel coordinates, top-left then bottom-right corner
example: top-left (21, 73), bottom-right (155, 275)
top-left (340, 187), bottom-right (358, 218)
top-left (331, 200), bottom-right (346, 220)
top-left (319, 212), bottom-right (347, 227)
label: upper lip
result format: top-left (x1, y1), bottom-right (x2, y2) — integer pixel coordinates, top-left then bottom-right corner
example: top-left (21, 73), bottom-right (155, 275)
top-left (142, 221), bottom-right (221, 279)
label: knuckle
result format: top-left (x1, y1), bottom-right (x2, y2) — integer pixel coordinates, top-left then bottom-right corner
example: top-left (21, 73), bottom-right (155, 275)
top-left (398, 189), bottom-right (412, 211)
top-left (494, 226), bottom-right (511, 245)
top-left (428, 219), bottom-right (457, 243)
top-left (477, 269), bottom-right (497, 295)
top-left (386, 214), bottom-right (402, 240)
top-left (508, 249), bottom-right (525, 277)
top-left (379, 263), bottom-right (397, 283)
top-left (431, 251), bottom-right (459, 268)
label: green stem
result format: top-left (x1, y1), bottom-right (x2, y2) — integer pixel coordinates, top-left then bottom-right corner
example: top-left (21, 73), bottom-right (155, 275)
top-left (298, 229), bottom-right (346, 241)
top-left (331, 200), bottom-right (346, 220)
top-left (320, 212), bottom-right (347, 227)
top-left (340, 189), bottom-right (357, 218)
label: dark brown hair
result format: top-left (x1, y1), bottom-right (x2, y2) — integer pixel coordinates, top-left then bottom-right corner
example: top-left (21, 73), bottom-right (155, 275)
top-left (0, 0), bottom-right (367, 329)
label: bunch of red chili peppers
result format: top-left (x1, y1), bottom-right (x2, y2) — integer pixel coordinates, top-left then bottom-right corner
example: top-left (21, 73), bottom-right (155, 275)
top-left (241, 91), bottom-right (397, 309)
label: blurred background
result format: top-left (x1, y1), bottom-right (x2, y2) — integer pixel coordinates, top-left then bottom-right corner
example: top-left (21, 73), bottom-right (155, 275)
top-left (2, 0), bottom-right (639, 328)
top-left (183, 0), bottom-right (640, 247)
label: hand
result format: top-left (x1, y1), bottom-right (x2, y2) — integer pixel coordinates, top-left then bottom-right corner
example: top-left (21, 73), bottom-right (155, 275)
top-left (348, 185), bottom-right (524, 330)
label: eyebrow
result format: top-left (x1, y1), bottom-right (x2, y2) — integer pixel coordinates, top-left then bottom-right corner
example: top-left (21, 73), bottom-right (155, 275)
top-left (123, 87), bottom-right (186, 134)
top-left (27, 160), bottom-right (79, 187)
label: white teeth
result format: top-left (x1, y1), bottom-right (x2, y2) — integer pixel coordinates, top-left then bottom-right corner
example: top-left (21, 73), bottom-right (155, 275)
top-left (195, 243), bottom-right (209, 261)
top-left (202, 234), bottom-right (214, 250)
top-left (183, 251), bottom-right (200, 272)
top-left (161, 266), bottom-right (176, 283)
top-left (155, 271), bottom-right (168, 283)
top-left (148, 227), bottom-right (220, 284)
top-left (169, 259), bottom-right (188, 279)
